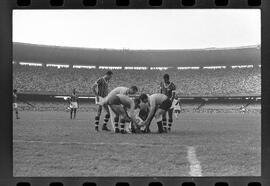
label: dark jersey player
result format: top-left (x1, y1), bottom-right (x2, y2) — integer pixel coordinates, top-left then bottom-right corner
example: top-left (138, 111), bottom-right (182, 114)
top-left (69, 88), bottom-right (79, 119)
top-left (92, 71), bottom-right (113, 132)
top-left (160, 74), bottom-right (176, 132)
top-left (13, 89), bottom-right (20, 119)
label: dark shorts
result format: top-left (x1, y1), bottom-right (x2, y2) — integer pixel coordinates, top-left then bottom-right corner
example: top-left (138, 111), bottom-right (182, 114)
top-left (107, 95), bottom-right (121, 105)
top-left (159, 98), bottom-right (172, 111)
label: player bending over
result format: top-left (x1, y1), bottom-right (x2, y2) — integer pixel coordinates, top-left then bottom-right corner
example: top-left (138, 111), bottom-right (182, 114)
top-left (13, 89), bottom-right (20, 119)
top-left (92, 71), bottom-right (113, 132)
top-left (100, 86), bottom-right (138, 131)
top-left (101, 94), bottom-right (139, 133)
top-left (139, 93), bottom-right (172, 133)
top-left (69, 88), bottom-right (79, 119)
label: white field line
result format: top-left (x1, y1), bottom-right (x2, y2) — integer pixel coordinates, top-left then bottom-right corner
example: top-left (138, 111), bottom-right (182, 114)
top-left (187, 146), bottom-right (202, 176)
top-left (13, 139), bottom-right (187, 148)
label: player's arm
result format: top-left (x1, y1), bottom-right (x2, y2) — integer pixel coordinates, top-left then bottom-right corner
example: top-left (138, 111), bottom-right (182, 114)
top-left (143, 105), bottom-right (156, 127)
top-left (92, 80), bottom-right (100, 101)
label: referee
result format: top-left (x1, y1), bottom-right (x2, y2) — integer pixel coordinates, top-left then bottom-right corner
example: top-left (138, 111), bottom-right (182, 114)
top-left (92, 71), bottom-right (113, 131)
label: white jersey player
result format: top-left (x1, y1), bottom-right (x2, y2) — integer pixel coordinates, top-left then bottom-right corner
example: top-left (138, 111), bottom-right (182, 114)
top-left (171, 97), bottom-right (182, 119)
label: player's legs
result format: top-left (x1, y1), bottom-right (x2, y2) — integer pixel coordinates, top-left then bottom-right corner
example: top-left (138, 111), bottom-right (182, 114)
top-left (13, 103), bottom-right (19, 119)
top-left (102, 104), bottom-right (111, 131)
top-left (109, 105), bottom-right (122, 133)
top-left (155, 108), bottom-right (166, 133)
top-left (70, 108), bottom-right (73, 119)
top-left (162, 112), bottom-right (167, 132)
top-left (73, 108), bottom-right (77, 119)
top-left (167, 108), bottom-right (173, 132)
top-left (94, 105), bottom-right (103, 131)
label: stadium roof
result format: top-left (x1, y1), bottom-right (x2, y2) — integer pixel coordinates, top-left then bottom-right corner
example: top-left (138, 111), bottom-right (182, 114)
top-left (13, 42), bottom-right (261, 67)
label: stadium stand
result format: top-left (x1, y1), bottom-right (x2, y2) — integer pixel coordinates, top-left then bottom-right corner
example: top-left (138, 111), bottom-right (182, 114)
top-left (13, 64), bottom-right (261, 96)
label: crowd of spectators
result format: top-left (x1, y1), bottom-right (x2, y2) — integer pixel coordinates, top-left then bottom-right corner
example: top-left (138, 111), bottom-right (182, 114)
top-left (13, 65), bottom-right (261, 96)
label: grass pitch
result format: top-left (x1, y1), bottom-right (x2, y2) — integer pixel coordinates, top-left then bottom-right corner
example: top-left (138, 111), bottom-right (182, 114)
top-left (13, 111), bottom-right (261, 177)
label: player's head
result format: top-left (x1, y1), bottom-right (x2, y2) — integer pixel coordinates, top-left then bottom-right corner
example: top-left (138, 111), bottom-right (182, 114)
top-left (163, 74), bottom-right (170, 83)
top-left (13, 89), bottom-right (17, 93)
top-left (139, 93), bottom-right (148, 103)
top-left (129, 86), bottom-right (138, 94)
top-left (105, 71), bottom-right (113, 80)
top-left (134, 97), bottom-right (141, 109)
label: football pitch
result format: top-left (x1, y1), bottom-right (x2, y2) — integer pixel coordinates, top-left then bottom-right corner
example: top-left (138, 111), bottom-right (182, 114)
top-left (13, 111), bottom-right (261, 177)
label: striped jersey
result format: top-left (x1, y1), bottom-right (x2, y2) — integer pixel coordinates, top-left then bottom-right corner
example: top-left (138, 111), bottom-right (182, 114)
top-left (70, 93), bottom-right (78, 102)
top-left (160, 82), bottom-right (176, 99)
top-left (95, 77), bottom-right (109, 97)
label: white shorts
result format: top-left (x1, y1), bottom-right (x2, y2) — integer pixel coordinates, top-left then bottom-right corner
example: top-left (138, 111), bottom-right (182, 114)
top-left (70, 102), bottom-right (78, 109)
top-left (13, 103), bottom-right (18, 109)
top-left (95, 96), bottom-right (105, 105)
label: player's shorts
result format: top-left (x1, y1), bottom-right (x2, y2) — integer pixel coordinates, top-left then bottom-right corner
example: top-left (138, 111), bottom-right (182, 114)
top-left (95, 96), bottom-right (105, 105)
top-left (70, 102), bottom-right (78, 109)
top-left (107, 95), bottom-right (121, 105)
top-left (13, 103), bottom-right (18, 109)
top-left (159, 98), bottom-right (172, 111)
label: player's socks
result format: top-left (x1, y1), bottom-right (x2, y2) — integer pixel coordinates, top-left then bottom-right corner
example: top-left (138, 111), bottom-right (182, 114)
top-left (16, 111), bottom-right (19, 119)
top-left (162, 119), bottom-right (167, 133)
top-left (114, 117), bottom-right (119, 133)
top-left (95, 116), bottom-right (100, 131)
top-left (157, 121), bottom-right (163, 133)
top-left (168, 119), bottom-right (173, 132)
top-left (120, 119), bottom-right (125, 133)
top-left (102, 114), bottom-right (110, 131)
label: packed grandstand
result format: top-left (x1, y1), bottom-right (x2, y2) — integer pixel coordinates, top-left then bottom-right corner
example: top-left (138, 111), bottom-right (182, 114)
top-left (13, 64), bottom-right (261, 97)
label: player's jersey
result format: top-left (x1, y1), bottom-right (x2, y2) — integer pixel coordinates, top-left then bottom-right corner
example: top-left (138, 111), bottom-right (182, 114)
top-left (70, 93), bottom-right (78, 102)
top-left (95, 77), bottom-right (109, 97)
top-left (13, 93), bottom-right (17, 103)
top-left (107, 87), bottom-right (129, 98)
top-left (160, 82), bottom-right (176, 99)
top-left (149, 93), bottom-right (168, 107)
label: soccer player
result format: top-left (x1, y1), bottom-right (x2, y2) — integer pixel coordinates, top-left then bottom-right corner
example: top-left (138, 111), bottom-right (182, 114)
top-left (139, 93), bottom-right (172, 133)
top-left (69, 88), bottom-right (79, 119)
top-left (13, 89), bottom-right (20, 119)
top-left (101, 94), bottom-right (139, 133)
top-left (160, 74), bottom-right (176, 132)
top-left (92, 71), bottom-right (113, 132)
top-left (101, 86), bottom-right (138, 132)
top-left (172, 96), bottom-right (182, 119)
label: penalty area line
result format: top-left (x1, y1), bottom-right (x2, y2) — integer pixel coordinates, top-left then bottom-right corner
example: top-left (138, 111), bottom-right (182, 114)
top-left (187, 146), bottom-right (202, 177)
top-left (13, 139), bottom-right (187, 148)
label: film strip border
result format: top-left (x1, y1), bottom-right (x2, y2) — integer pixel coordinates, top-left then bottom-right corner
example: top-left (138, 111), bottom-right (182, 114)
top-left (1, 0), bottom-right (269, 186)
top-left (6, 179), bottom-right (266, 186)
top-left (14, 0), bottom-right (261, 8)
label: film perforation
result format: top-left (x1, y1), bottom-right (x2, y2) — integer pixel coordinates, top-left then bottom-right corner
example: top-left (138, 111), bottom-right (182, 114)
top-left (82, 182), bottom-right (97, 186)
top-left (182, 182), bottom-right (196, 186)
top-left (248, 182), bottom-right (262, 186)
top-left (49, 182), bottom-right (64, 186)
top-left (149, 182), bottom-right (163, 186)
top-left (214, 0), bottom-right (229, 6)
top-left (82, 0), bottom-right (97, 6)
top-left (116, 182), bottom-right (130, 186)
top-left (16, 0), bottom-right (31, 6)
top-left (148, 0), bottom-right (163, 7)
top-left (116, 0), bottom-right (130, 6)
top-left (181, 0), bottom-right (196, 6)
top-left (214, 182), bottom-right (229, 186)
top-left (50, 0), bottom-right (64, 6)
top-left (248, 0), bottom-right (261, 6)
top-left (16, 182), bottom-right (31, 186)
